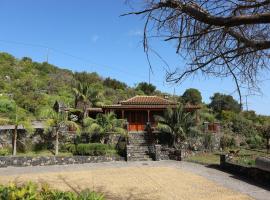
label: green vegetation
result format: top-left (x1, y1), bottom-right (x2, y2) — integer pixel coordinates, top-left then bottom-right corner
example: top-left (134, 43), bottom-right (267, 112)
top-left (0, 52), bottom-right (169, 122)
top-left (182, 88), bottom-right (202, 105)
top-left (75, 143), bottom-right (117, 156)
top-left (184, 152), bottom-right (220, 165)
top-left (155, 104), bottom-right (195, 148)
top-left (40, 108), bottom-right (80, 155)
top-left (209, 93), bottom-right (241, 113)
top-left (83, 112), bottom-right (126, 143)
top-left (135, 82), bottom-right (156, 95)
top-left (0, 182), bottom-right (104, 200)
top-left (230, 149), bottom-right (269, 166)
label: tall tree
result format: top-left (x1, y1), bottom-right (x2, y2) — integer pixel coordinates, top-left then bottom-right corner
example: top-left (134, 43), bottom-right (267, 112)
top-left (136, 82), bottom-right (156, 95)
top-left (124, 0), bottom-right (270, 103)
top-left (209, 93), bottom-right (241, 113)
top-left (182, 88), bottom-right (202, 105)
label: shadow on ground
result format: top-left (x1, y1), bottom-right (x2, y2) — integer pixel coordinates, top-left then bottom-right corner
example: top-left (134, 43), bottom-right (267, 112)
top-left (205, 164), bottom-right (270, 191)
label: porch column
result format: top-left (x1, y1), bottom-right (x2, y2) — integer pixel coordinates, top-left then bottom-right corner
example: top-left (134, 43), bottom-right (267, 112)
top-left (121, 110), bottom-right (125, 119)
top-left (195, 110), bottom-right (199, 125)
top-left (147, 110), bottom-right (150, 122)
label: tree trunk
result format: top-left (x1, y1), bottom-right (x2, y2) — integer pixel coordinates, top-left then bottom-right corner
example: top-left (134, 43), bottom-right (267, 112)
top-left (83, 102), bottom-right (88, 119)
top-left (13, 125), bottom-right (18, 156)
top-left (267, 137), bottom-right (270, 154)
top-left (55, 130), bottom-right (59, 156)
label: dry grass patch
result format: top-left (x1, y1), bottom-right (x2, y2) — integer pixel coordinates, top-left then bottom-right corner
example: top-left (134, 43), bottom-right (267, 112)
top-left (0, 167), bottom-right (253, 200)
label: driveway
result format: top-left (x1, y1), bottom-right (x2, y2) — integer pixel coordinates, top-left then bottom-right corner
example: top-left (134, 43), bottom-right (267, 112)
top-left (0, 161), bottom-right (269, 200)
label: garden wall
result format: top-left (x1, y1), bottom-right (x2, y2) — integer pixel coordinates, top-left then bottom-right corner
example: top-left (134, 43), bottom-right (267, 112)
top-left (220, 154), bottom-right (270, 187)
top-left (0, 155), bottom-right (125, 168)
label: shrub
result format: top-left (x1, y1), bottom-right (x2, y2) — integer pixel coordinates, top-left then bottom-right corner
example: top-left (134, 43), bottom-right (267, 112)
top-left (202, 133), bottom-right (213, 150)
top-left (62, 143), bottom-right (76, 154)
top-left (75, 143), bottom-right (114, 156)
top-left (187, 127), bottom-right (203, 138)
top-left (246, 134), bottom-right (264, 149)
top-left (220, 134), bottom-right (236, 149)
top-left (0, 148), bottom-right (10, 156)
top-left (0, 182), bottom-right (104, 200)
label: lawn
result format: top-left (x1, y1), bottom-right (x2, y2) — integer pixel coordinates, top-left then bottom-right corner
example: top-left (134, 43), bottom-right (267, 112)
top-left (184, 152), bottom-right (221, 165)
top-left (230, 148), bottom-right (269, 166)
top-left (184, 148), bottom-right (270, 166)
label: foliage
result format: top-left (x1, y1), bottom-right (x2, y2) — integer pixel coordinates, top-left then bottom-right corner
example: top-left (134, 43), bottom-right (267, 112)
top-left (184, 152), bottom-right (220, 165)
top-left (155, 104), bottom-right (194, 147)
top-left (209, 93), bottom-right (241, 114)
top-left (0, 182), bottom-right (104, 200)
top-left (0, 52), bottom-right (169, 121)
top-left (246, 134), bottom-right (264, 149)
top-left (202, 133), bottom-right (213, 151)
top-left (40, 107), bottom-right (80, 155)
top-left (135, 82), bottom-right (156, 95)
top-left (103, 77), bottom-right (127, 90)
top-left (220, 134), bottom-right (236, 149)
top-left (0, 148), bottom-right (10, 156)
top-left (199, 111), bottom-right (215, 123)
top-left (182, 88), bottom-right (202, 105)
top-left (75, 143), bottom-right (116, 156)
top-left (83, 113), bottom-right (126, 143)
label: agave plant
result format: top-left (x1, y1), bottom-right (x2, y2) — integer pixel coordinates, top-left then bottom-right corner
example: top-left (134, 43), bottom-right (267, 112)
top-left (155, 104), bottom-right (194, 148)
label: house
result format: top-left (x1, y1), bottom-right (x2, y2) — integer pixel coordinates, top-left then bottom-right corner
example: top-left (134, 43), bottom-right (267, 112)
top-left (100, 96), bottom-right (201, 132)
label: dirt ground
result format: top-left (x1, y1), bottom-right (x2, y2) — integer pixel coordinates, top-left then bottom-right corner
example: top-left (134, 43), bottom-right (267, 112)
top-left (0, 165), bottom-right (254, 200)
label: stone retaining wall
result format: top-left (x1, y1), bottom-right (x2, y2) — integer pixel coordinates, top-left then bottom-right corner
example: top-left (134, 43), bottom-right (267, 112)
top-left (220, 154), bottom-right (270, 187)
top-left (0, 156), bottom-right (125, 168)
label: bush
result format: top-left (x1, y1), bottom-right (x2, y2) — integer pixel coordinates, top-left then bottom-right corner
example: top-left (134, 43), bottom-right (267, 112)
top-left (0, 148), bottom-right (10, 156)
top-left (220, 134), bottom-right (236, 149)
top-left (202, 133), bottom-right (213, 150)
top-left (0, 182), bottom-right (104, 200)
top-left (246, 134), bottom-right (264, 149)
top-left (61, 143), bottom-right (77, 154)
top-left (187, 127), bottom-right (203, 138)
top-left (75, 143), bottom-right (115, 156)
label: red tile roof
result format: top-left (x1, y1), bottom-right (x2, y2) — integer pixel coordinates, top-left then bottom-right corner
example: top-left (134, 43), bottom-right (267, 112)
top-left (120, 96), bottom-right (176, 105)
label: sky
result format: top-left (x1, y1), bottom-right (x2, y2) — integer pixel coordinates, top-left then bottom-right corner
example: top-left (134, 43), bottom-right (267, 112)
top-left (0, 0), bottom-right (269, 115)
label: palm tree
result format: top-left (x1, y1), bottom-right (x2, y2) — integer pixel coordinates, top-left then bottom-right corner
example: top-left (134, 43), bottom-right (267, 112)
top-left (83, 112), bottom-right (126, 143)
top-left (73, 81), bottom-right (100, 119)
top-left (155, 104), bottom-right (194, 148)
top-left (4, 105), bottom-right (33, 156)
top-left (41, 108), bottom-right (80, 155)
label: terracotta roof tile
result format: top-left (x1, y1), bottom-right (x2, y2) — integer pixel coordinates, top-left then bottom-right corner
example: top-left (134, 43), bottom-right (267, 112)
top-left (120, 95), bottom-right (176, 105)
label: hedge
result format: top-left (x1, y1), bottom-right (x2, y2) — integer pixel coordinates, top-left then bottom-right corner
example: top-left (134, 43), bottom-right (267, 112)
top-left (68, 143), bottom-right (116, 156)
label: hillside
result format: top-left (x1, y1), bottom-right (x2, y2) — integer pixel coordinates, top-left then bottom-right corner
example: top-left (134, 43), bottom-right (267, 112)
top-left (0, 52), bottom-right (167, 120)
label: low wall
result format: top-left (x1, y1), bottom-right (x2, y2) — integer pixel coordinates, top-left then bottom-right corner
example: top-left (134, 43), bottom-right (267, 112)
top-left (220, 155), bottom-right (270, 186)
top-left (0, 155), bottom-right (125, 168)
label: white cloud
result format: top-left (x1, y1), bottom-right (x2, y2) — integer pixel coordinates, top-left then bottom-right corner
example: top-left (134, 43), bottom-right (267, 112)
top-left (128, 29), bottom-right (143, 36)
top-left (91, 35), bottom-right (100, 43)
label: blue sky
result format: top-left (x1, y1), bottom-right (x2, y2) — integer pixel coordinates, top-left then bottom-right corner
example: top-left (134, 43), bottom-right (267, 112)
top-left (0, 0), bottom-right (269, 115)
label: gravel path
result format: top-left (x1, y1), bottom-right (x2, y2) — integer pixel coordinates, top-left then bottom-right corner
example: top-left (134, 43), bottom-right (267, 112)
top-left (0, 161), bottom-right (269, 200)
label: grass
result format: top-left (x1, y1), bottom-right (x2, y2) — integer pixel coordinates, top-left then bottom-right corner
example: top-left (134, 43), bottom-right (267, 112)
top-left (229, 148), bottom-right (269, 166)
top-left (184, 152), bottom-right (221, 165)
top-left (185, 148), bottom-right (269, 167)
top-left (1, 150), bottom-right (73, 157)
top-left (16, 150), bottom-right (73, 157)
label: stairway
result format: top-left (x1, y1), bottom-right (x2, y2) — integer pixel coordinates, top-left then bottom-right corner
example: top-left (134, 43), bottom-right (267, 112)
top-left (126, 132), bottom-right (154, 161)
